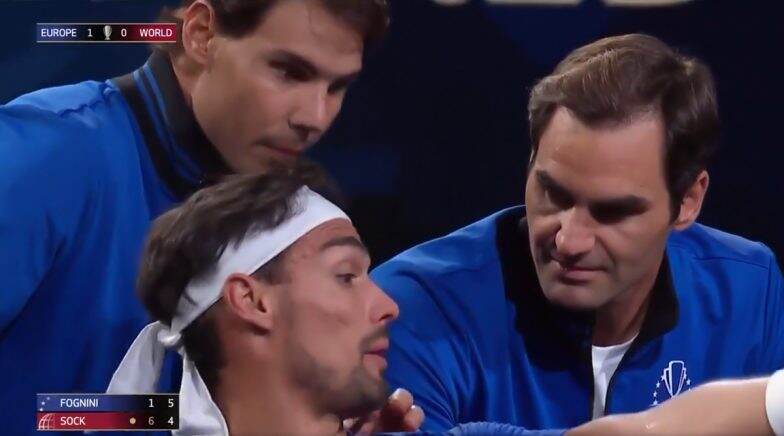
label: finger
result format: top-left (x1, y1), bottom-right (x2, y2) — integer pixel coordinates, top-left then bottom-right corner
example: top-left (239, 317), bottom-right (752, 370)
top-left (343, 417), bottom-right (359, 430)
top-left (384, 388), bottom-right (414, 417)
top-left (347, 411), bottom-right (379, 434)
top-left (355, 420), bottom-right (377, 435)
top-left (402, 405), bottom-right (425, 431)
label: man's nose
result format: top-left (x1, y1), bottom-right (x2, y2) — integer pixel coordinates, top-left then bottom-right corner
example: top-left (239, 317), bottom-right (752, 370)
top-left (368, 280), bottom-right (400, 324)
top-left (554, 208), bottom-right (596, 259)
top-left (289, 84), bottom-right (332, 143)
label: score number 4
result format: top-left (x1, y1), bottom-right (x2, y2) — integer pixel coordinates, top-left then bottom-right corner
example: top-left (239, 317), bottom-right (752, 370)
top-left (147, 398), bottom-right (177, 427)
top-left (147, 416), bottom-right (176, 426)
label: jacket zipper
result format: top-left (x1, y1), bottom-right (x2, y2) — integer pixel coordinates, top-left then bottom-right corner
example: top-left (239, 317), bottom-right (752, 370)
top-left (601, 339), bottom-right (641, 416)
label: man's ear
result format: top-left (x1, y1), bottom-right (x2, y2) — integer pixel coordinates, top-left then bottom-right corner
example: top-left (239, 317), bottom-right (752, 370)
top-left (672, 170), bottom-right (709, 231)
top-left (181, 0), bottom-right (217, 66)
top-left (221, 273), bottom-right (276, 332)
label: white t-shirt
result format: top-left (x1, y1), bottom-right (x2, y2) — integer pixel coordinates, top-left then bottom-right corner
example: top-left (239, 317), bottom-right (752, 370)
top-left (768, 369), bottom-right (784, 436)
top-left (591, 336), bottom-right (636, 419)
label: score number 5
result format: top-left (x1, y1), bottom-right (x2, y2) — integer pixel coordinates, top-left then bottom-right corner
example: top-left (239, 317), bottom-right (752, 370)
top-left (148, 398), bottom-right (176, 407)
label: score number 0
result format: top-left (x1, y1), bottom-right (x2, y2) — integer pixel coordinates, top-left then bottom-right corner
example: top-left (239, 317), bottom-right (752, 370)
top-left (86, 27), bottom-right (128, 38)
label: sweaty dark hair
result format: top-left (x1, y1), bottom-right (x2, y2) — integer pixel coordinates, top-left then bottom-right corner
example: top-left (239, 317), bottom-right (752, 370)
top-left (528, 33), bottom-right (720, 220)
top-left (137, 160), bottom-right (334, 392)
top-left (157, 0), bottom-right (389, 55)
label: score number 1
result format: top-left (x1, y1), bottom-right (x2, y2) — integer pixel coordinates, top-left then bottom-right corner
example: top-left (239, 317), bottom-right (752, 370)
top-left (148, 397), bottom-right (177, 426)
top-left (148, 398), bottom-right (176, 408)
top-left (86, 26), bottom-right (128, 39)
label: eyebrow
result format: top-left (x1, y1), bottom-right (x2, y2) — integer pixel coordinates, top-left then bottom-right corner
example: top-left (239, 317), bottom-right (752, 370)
top-left (593, 195), bottom-right (651, 212)
top-left (535, 170), bottom-right (571, 199)
top-left (319, 236), bottom-right (369, 254)
top-left (535, 170), bottom-right (650, 211)
top-left (269, 50), bottom-right (360, 85)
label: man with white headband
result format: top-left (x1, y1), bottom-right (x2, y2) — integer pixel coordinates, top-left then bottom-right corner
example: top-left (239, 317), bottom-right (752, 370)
top-left (107, 164), bottom-right (422, 435)
top-left (101, 165), bottom-right (564, 436)
top-left (105, 164), bottom-right (784, 435)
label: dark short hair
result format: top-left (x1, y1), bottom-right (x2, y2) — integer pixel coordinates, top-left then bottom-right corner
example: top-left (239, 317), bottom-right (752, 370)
top-left (137, 160), bottom-right (334, 392)
top-left (157, 0), bottom-right (389, 55)
top-left (528, 33), bottom-right (720, 220)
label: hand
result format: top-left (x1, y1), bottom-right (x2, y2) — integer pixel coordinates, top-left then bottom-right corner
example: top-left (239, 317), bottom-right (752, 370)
top-left (344, 388), bottom-right (425, 434)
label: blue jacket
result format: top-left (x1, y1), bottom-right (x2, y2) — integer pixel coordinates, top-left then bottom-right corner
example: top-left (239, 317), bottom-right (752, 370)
top-left (372, 207), bottom-right (784, 431)
top-left (0, 51), bottom-right (226, 434)
top-left (382, 423), bottom-right (564, 435)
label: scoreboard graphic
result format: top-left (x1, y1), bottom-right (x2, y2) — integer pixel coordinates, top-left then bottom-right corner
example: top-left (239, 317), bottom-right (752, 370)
top-left (36, 394), bottom-right (179, 431)
top-left (37, 23), bottom-right (177, 43)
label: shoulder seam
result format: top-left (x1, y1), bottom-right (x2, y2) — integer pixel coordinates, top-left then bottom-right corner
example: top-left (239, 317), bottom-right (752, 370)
top-left (3, 82), bottom-right (119, 118)
top-left (391, 255), bottom-right (491, 278)
top-left (668, 242), bottom-right (771, 269)
top-left (55, 85), bottom-right (119, 116)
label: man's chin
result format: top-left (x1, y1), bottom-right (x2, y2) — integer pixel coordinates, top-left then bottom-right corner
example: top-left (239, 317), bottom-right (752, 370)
top-left (359, 370), bottom-right (389, 406)
top-left (541, 282), bottom-right (606, 311)
top-left (334, 373), bottom-right (388, 419)
top-left (231, 146), bottom-right (302, 174)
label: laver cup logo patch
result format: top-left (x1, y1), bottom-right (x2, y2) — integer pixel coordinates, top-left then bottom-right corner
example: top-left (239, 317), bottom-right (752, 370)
top-left (652, 360), bottom-right (691, 405)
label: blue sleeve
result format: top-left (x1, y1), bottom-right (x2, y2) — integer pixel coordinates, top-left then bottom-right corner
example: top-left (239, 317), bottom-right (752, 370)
top-left (376, 423), bottom-right (566, 436)
top-left (448, 423), bottom-right (566, 436)
top-left (372, 264), bottom-right (474, 431)
top-left (0, 104), bottom-right (99, 332)
top-left (760, 248), bottom-right (784, 372)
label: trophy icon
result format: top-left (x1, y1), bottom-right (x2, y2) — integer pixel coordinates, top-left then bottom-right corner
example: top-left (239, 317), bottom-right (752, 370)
top-left (103, 25), bottom-right (112, 41)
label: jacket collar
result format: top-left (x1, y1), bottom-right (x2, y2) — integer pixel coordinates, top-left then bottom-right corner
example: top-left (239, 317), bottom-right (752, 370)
top-left (495, 207), bottom-right (679, 353)
top-left (114, 50), bottom-right (229, 199)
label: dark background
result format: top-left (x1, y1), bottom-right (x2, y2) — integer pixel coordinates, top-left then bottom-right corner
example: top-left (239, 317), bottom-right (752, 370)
top-left (2, 0), bottom-right (782, 263)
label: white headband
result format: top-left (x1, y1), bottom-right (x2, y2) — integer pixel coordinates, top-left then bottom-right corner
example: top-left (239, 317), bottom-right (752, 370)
top-left (107, 186), bottom-right (350, 436)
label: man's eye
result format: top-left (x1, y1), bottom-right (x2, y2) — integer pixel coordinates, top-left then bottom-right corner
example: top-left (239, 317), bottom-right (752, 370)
top-left (328, 80), bottom-right (350, 95)
top-left (280, 69), bottom-right (299, 81)
top-left (272, 64), bottom-right (308, 82)
top-left (592, 206), bottom-right (632, 224)
top-left (543, 187), bottom-right (572, 209)
top-left (336, 274), bottom-right (357, 285)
